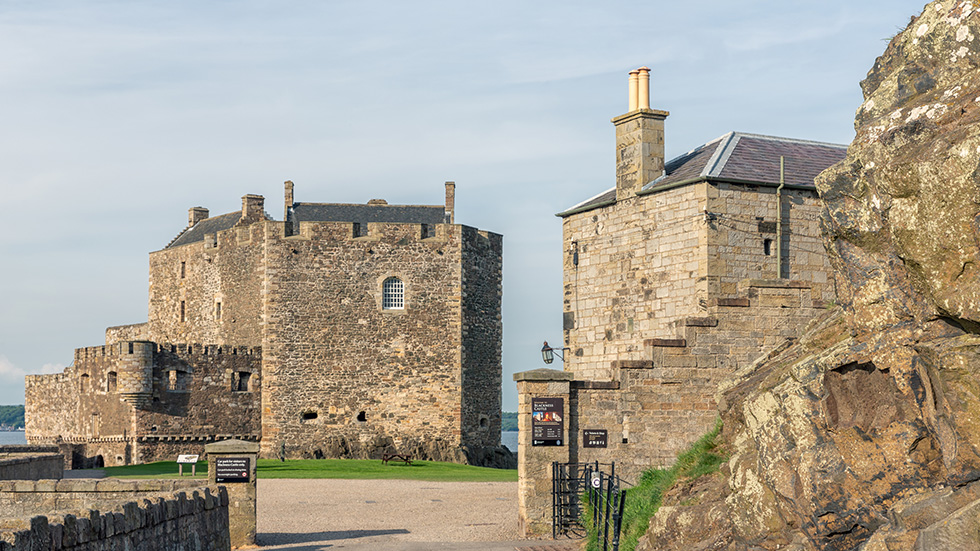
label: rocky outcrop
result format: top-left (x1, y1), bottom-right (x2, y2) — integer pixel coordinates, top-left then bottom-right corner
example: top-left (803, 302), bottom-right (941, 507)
top-left (637, 2), bottom-right (980, 549)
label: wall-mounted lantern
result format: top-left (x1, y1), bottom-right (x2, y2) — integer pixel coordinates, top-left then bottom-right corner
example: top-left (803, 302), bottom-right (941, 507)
top-left (541, 341), bottom-right (570, 365)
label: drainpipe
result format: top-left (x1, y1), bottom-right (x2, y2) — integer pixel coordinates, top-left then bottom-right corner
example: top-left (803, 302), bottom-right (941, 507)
top-left (777, 156), bottom-right (784, 279)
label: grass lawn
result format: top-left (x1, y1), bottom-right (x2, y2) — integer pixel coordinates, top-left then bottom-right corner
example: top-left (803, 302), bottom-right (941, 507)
top-left (102, 458), bottom-right (517, 482)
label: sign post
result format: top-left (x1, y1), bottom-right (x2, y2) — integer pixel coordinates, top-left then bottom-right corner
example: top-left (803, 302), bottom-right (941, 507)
top-left (176, 454), bottom-right (199, 476)
top-left (205, 439), bottom-right (259, 548)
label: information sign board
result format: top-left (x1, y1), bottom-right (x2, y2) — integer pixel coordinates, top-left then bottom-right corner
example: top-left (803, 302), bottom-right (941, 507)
top-left (176, 454), bottom-right (199, 464)
top-left (531, 397), bottom-right (564, 446)
top-left (215, 457), bottom-right (250, 483)
top-left (583, 429), bottom-right (608, 448)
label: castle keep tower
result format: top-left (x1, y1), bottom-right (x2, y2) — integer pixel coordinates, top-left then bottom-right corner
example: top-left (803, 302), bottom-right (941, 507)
top-left (26, 182), bottom-right (504, 469)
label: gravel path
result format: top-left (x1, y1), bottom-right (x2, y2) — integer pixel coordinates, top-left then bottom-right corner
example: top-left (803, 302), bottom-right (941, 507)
top-left (257, 479), bottom-right (574, 551)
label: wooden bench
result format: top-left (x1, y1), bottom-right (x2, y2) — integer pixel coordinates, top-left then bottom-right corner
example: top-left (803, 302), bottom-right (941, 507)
top-left (382, 453), bottom-right (412, 465)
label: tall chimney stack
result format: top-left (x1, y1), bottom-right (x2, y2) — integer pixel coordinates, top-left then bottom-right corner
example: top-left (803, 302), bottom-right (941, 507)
top-left (445, 181), bottom-right (455, 224)
top-left (612, 66), bottom-right (668, 202)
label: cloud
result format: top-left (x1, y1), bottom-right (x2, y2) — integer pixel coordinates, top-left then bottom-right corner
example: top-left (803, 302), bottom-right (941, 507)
top-left (0, 356), bottom-right (64, 380)
top-left (0, 357), bottom-right (27, 381)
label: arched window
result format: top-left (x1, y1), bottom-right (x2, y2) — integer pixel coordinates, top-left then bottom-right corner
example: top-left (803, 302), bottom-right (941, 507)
top-left (382, 277), bottom-right (404, 310)
top-left (106, 372), bottom-right (117, 392)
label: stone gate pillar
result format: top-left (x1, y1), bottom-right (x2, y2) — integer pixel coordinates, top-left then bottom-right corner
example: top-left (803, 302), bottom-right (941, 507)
top-left (205, 439), bottom-right (259, 548)
top-left (513, 368), bottom-right (573, 538)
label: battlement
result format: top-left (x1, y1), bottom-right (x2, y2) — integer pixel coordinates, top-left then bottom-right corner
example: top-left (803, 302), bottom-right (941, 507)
top-left (74, 342), bottom-right (261, 362)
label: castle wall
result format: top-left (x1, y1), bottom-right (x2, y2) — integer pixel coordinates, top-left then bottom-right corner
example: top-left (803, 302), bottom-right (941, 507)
top-left (0, 480), bottom-right (229, 551)
top-left (27, 343), bottom-right (261, 466)
top-left (147, 221), bottom-right (266, 347)
top-left (459, 227), bottom-right (504, 449)
top-left (705, 184), bottom-right (833, 302)
top-left (562, 184), bottom-right (707, 380)
top-left (259, 220), bottom-right (473, 459)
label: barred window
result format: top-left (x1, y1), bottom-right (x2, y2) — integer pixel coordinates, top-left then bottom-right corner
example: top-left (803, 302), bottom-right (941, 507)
top-left (382, 277), bottom-right (404, 310)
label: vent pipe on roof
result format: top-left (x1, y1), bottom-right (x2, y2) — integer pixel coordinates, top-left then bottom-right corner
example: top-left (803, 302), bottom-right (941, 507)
top-left (637, 67), bottom-right (650, 110)
top-left (628, 69), bottom-right (639, 111)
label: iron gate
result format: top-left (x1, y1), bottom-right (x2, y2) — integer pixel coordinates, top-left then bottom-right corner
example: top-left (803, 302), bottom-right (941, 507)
top-left (553, 461), bottom-right (626, 550)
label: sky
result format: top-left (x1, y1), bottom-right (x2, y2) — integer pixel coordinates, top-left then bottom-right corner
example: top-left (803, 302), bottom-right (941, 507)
top-left (0, 0), bottom-right (928, 409)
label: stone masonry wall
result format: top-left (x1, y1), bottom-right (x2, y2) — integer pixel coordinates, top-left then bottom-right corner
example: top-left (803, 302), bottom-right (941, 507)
top-left (460, 227), bottom-right (504, 449)
top-left (147, 219), bottom-right (266, 347)
top-left (562, 184), bottom-right (706, 380)
top-left (0, 452), bottom-right (62, 481)
top-left (260, 220), bottom-right (474, 460)
top-left (0, 480), bottom-right (229, 551)
top-left (705, 184), bottom-right (833, 302)
top-left (27, 343), bottom-right (261, 467)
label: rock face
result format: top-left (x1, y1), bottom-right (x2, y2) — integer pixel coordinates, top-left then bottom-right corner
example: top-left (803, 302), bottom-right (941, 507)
top-left (637, 2), bottom-right (980, 550)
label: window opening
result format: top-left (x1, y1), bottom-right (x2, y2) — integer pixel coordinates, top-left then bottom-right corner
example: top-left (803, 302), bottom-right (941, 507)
top-left (382, 277), bottom-right (404, 310)
top-left (764, 238), bottom-right (773, 256)
top-left (180, 301), bottom-right (186, 322)
top-left (356, 411), bottom-right (367, 422)
top-left (302, 411), bottom-right (318, 421)
top-left (215, 302), bottom-right (222, 320)
top-left (106, 372), bottom-right (117, 392)
top-left (80, 373), bottom-right (89, 392)
top-left (168, 370), bottom-right (188, 392)
top-left (421, 223), bottom-right (435, 239)
top-left (233, 371), bottom-right (251, 392)
top-left (180, 261), bottom-right (186, 278)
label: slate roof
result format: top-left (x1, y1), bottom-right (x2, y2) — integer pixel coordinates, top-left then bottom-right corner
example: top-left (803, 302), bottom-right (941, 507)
top-left (290, 203), bottom-right (446, 225)
top-left (166, 212), bottom-right (242, 249)
top-left (558, 132), bottom-right (847, 217)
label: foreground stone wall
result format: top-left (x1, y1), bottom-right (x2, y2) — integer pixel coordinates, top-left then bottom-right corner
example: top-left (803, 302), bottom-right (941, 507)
top-left (0, 448), bottom-right (62, 481)
top-left (0, 480), bottom-right (229, 551)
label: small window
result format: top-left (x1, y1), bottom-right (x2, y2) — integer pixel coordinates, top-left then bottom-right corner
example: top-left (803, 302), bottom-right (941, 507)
top-left (382, 277), bottom-right (404, 310)
top-left (356, 411), bottom-right (367, 422)
top-left (168, 370), bottom-right (188, 392)
top-left (764, 238), bottom-right (773, 256)
top-left (232, 371), bottom-right (251, 392)
top-left (180, 301), bottom-right (186, 322)
top-left (421, 224), bottom-right (435, 239)
top-left (302, 411), bottom-right (318, 421)
top-left (215, 302), bottom-right (222, 320)
top-left (180, 261), bottom-right (186, 279)
top-left (352, 222), bottom-right (368, 238)
top-left (80, 373), bottom-right (89, 392)
top-left (106, 372), bottom-right (117, 392)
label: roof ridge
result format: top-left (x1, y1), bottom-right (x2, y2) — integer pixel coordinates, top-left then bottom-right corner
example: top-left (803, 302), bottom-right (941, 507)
top-left (701, 132), bottom-right (738, 178)
top-left (726, 131), bottom-right (848, 149)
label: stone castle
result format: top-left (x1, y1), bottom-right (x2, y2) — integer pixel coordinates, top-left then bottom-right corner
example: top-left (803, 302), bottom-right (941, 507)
top-left (515, 68), bottom-right (847, 535)
top-left (26, 182), bottom-right (506, 468)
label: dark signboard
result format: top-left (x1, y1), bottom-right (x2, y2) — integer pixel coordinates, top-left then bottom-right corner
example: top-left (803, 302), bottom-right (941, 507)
top-left (215, 457), bottom-right (250, 483)
top-left (531, 397), bottom-right (564, 446)
top-left (583, 429), bottom-right (608, 448)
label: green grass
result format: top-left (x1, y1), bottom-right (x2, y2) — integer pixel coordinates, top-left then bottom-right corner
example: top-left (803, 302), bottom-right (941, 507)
top-left (103, 458), bottom-right (517, 482)
top-left (586, 419), bottom-right (727, 551)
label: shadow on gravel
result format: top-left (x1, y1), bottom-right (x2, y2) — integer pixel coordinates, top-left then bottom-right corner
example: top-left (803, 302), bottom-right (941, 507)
top-left (260, 529), bottom-right (411, 546)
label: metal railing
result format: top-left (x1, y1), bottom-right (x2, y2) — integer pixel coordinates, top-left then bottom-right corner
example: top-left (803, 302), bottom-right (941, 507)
top-left (552, 461), bottom-right (626, 550)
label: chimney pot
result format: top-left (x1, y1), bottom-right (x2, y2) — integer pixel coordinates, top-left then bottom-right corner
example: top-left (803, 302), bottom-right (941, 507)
top-left (637, 67), bottom-right (650, 110)
top-left (628, 70), bottom-right (640, 112)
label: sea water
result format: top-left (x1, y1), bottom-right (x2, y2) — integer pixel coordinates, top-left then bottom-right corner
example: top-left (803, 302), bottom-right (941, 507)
top-left (501, 431), bottom-right (517, 452)
top-left (0, 432), bottom-right (27, 445)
